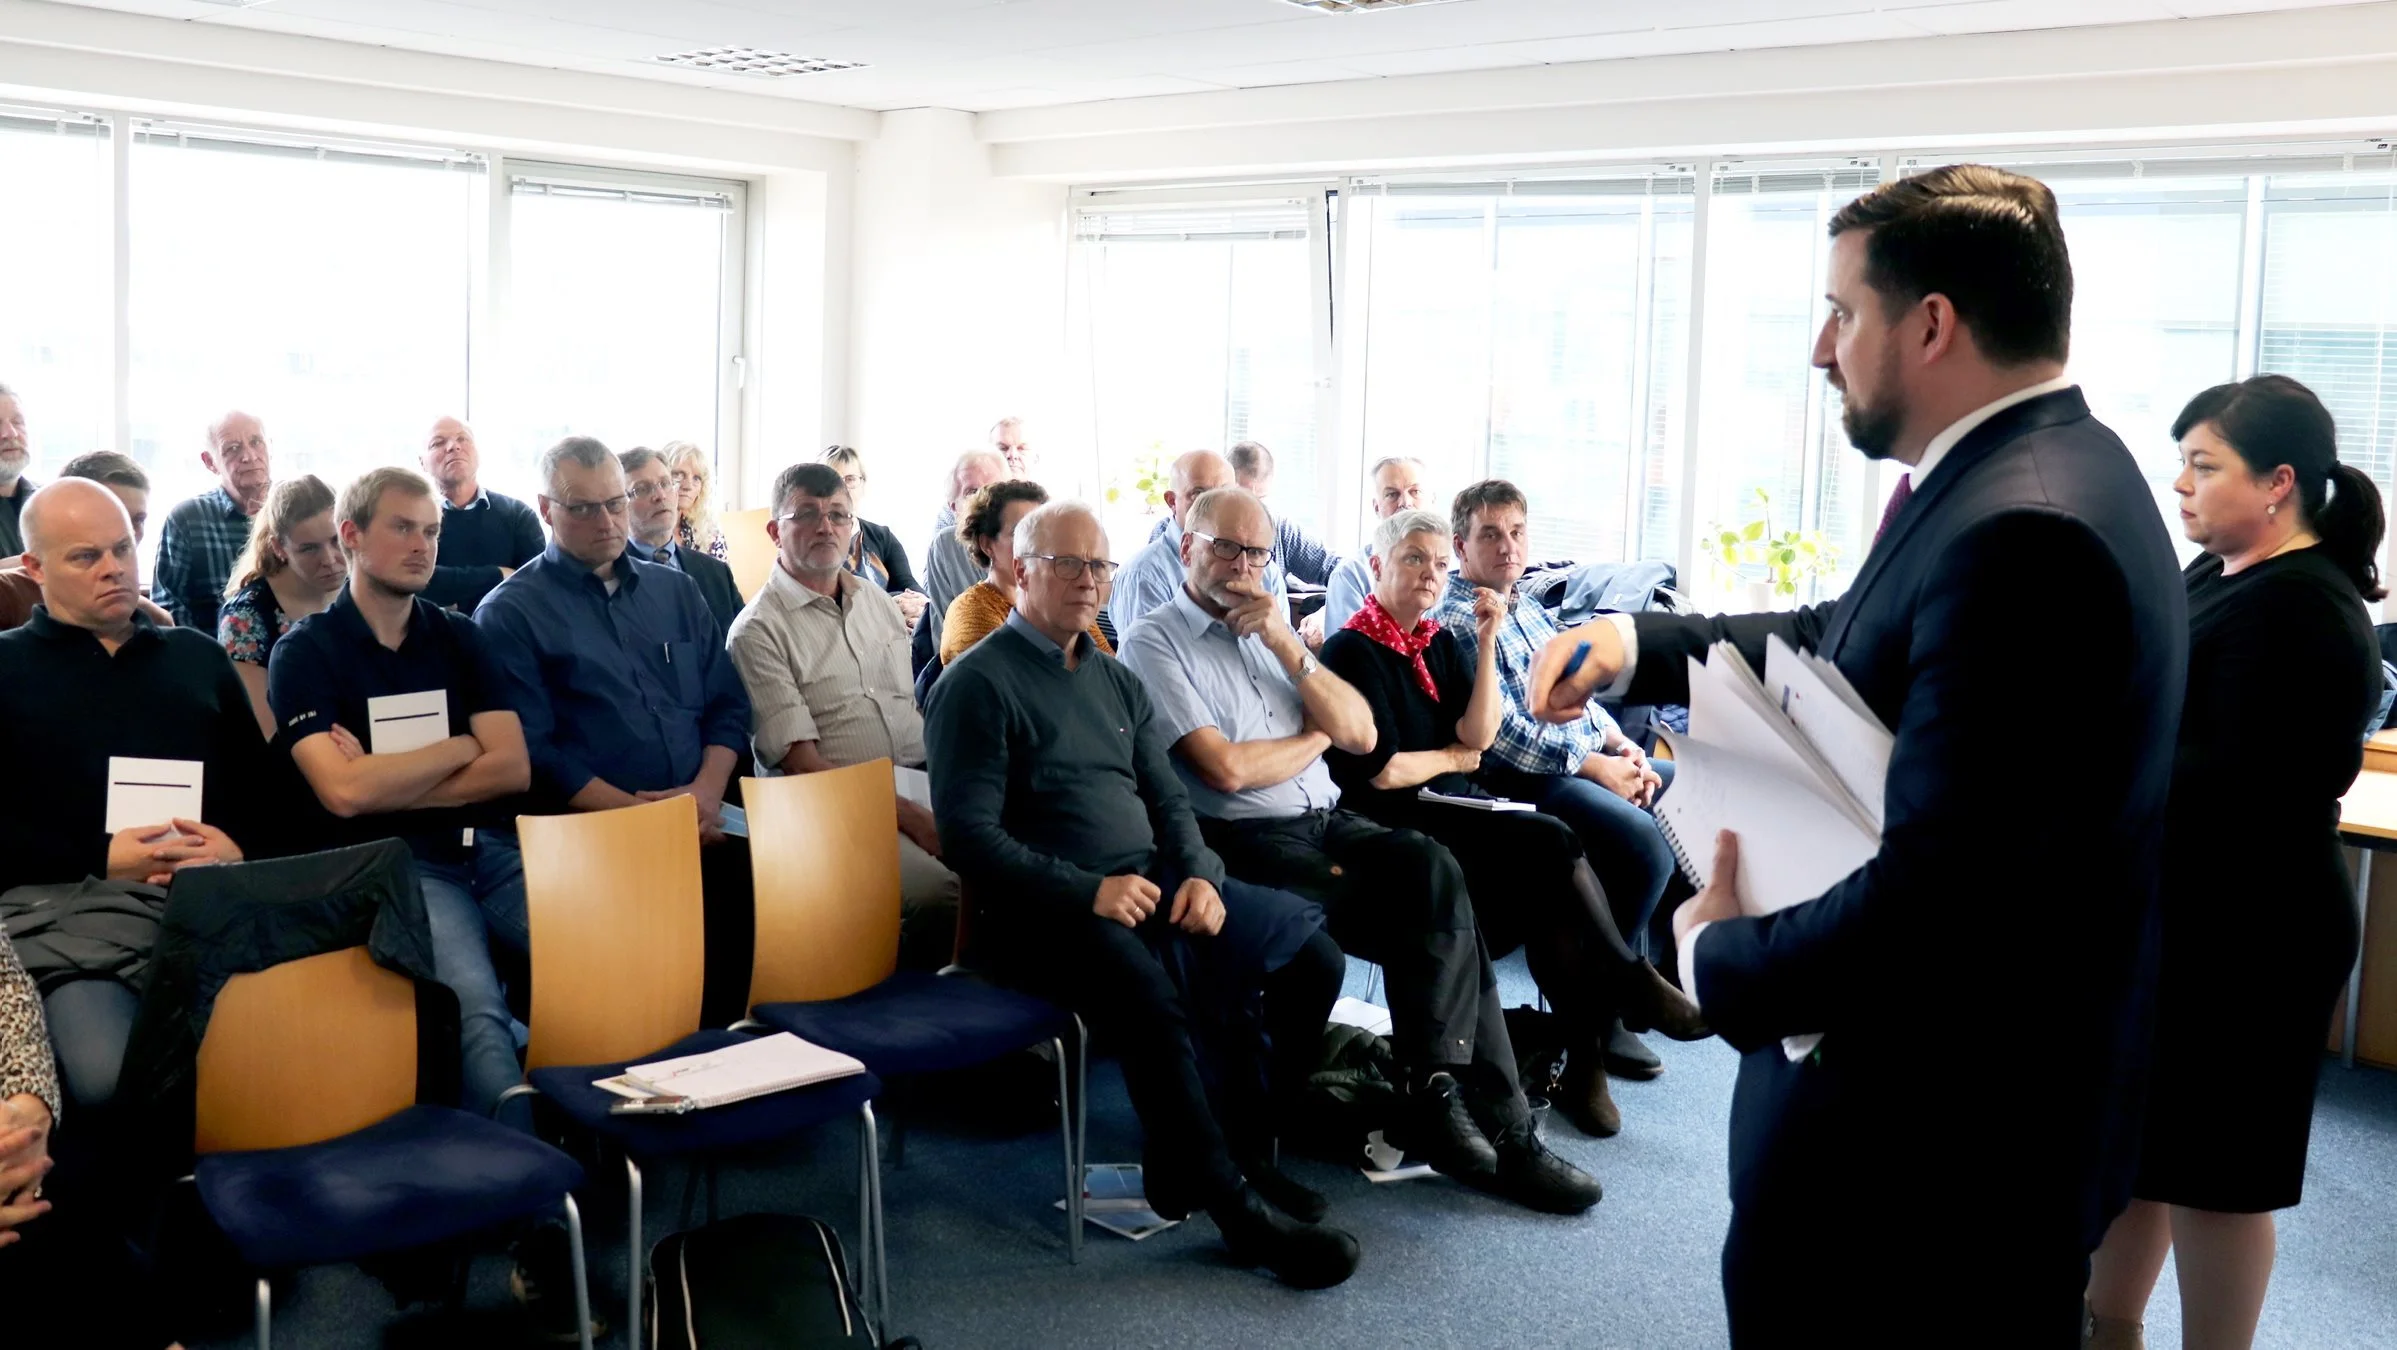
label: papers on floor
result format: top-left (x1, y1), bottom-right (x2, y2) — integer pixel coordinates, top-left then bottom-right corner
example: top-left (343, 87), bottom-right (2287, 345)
top-left (591, 1032), bottom-right (866, 1110)
top-left (104, 757), bottom-right (203, 834)
top-left (1055, 1163), bottom-right (1181, 1240)
top-left (1416, 787), bottom-right (1534, 812)
top-left (1661, 635), bottom-right (1892, 1062)
top-left (1361, 1130), bottom-right (1435, 1183)
top-left (1328, 996), bottom-right (1394, 1037)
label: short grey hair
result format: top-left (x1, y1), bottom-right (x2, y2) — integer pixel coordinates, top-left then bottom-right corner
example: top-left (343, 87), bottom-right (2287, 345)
top-left (1374, 508), bottom-right (1450, 558)
top-left (541, 436), bottom-right (616, 495)
top-left (1369, 455), bottom-right (1423, 481)
top-left (618, 445), bottom-right (665, 475)
top-left (1012, 499), bottom-right (1105, 561)
top-left (1183, 485), bottom-right (1270, 539)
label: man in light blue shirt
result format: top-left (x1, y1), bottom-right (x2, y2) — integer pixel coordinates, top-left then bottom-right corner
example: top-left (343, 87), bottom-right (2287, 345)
top-left (1111, 450), bottom-right (1286, 639)
top-left (1119, 485), bottom-right (1599, 1216)
top-left (1319, 455), bottom-right (1427, 639)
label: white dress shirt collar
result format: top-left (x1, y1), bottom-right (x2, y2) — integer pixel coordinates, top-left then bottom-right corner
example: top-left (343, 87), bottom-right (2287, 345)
top-left (1910, 374), bottom-right (2075, 487)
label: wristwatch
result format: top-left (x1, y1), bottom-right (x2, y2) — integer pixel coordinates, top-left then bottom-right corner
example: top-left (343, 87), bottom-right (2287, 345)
top-left (1293, 653), bottom-right (1320, 681)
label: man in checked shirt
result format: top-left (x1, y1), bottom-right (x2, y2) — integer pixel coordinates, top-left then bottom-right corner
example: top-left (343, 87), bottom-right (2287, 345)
top-left (1432, 479), bottom-right (1679, 1083)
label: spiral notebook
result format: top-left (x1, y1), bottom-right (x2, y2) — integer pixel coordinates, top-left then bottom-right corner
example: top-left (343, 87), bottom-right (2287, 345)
top-left (1656, 637), bottom-right (1892, 1062)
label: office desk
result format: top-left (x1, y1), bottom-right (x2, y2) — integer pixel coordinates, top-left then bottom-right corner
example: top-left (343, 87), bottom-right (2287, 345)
top-left (2335, 767), bottom-right (2397, 1068)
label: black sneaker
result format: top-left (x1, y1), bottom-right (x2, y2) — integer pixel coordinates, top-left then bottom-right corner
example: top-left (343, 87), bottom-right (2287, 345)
top-left (1601, 1019), bottom-right (1665, 1081)
top-left (1209, 1184), bottom-right (1361, 1290)
top-left (1385, 1071), bottom-right (1498, 1182)
top-left (1483, 1118), bottom-right (1603, 1215)
top-left (508, 1223), bottom-right (604, 1345)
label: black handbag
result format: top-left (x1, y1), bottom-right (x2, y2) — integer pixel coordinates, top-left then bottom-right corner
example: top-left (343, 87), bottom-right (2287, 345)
top-left (649, 1212), bottom-right (912, 1350)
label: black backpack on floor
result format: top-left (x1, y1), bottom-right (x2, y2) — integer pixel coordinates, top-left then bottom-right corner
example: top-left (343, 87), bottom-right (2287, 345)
top-left (649, 1212), bottom-right (913, 1349)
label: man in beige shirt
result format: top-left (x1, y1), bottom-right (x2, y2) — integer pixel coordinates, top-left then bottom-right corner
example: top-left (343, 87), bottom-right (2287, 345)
top-left (728, 462), bottom-right (959, 968)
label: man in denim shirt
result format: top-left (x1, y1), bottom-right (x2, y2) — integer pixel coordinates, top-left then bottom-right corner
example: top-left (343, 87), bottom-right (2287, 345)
top-left (475, 437), bottom-right (755, 1024)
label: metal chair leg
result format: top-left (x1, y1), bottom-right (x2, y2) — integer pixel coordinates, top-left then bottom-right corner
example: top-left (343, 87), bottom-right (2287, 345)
top-left (254, 1276), bottom-right (272, 1350)
top-left (562, 1193), bottom-right (597, 1350)
top-left (860, 1102), bottom-right (890, 1335)
top-left (626, 1155), bottom-right (646, 1350)
top-left (1051, 1035), bottom-right (1079, 1264)
top-left (1074, 1015), bottom-right (1089, 1246)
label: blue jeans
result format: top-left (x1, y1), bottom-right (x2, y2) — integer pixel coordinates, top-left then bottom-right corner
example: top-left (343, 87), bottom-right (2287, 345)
top-left (1479, 758), bottom-right (1679, 940)
top-left (415, 832), bottom-right (529, 1122)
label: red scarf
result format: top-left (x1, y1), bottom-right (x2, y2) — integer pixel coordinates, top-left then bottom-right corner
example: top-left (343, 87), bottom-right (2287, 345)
top-left (1345, 594), bottom-right (1442, 702)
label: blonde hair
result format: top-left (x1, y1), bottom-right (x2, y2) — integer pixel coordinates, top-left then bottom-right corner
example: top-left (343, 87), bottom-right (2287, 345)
top-left (225, 474), bottom-right (335, 599)
top-left (664, 440), bottom-right (719, 547)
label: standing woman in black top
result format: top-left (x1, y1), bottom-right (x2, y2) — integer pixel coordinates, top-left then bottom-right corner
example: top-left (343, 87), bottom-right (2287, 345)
top-left (1319, 509), bottom-right (1704, 1138)
top-left (2086, 375), bottom-right (2384, 1350)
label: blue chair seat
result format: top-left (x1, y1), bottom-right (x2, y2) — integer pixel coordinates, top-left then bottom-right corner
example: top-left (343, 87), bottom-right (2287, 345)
top-left (751, 970), bottom-right (1073, 1079)
top-left (195, 1104), bottom-right (584, 1270)
top-left (528, 1028), bottom-right (881, 1158)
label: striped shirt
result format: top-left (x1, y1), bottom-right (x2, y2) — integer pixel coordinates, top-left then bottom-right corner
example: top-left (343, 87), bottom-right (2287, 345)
top-left (726, 563), bottom-right (924, 773)
top-left (1432, 570), bottom-right (1619, 776)
top-left (154, 486), bottom-right (254, 634)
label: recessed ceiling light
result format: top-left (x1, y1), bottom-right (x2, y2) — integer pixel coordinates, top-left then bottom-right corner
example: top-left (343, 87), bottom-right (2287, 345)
top-left (1280, 0), bottom-right (1468, 12)
top-left (653, 47), bottom-right (869, 78)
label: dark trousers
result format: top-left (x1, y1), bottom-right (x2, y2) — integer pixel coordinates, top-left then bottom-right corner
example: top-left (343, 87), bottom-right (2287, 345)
top-left (1480, 760), bottom-right (1679, 940)
top-left (983, 881), bottom-right (1335, 1208)
top-left (1722, 1201), bottom-right (2088, 1347)
top-left (700, 839), bottom-right (756, 1029)
top-left (1202, 809), bottom-right (1529, 1128)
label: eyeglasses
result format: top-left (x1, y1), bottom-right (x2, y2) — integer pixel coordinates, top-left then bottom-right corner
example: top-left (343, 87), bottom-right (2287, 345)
top-left (629, 480), bottom-right (674, 502)
top-left (546, 494), bottom-right (629, 520)
top-left (1191, 531), bottom-right (1273, 568)
top-left (777, 507), bottom-right (857, 531)
top-left (1027, 554), bottom-right (1119, 582)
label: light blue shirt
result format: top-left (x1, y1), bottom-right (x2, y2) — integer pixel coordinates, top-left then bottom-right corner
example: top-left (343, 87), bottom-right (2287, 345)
top-left (1108, 526), bottom-right (1287, 640)
top-left (1321, 546), bottom-right (1375, 636)
top-left (1118, 586), bottom-right (1340, 821)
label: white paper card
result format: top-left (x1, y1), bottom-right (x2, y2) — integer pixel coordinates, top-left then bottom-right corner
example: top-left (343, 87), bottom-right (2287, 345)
top-left (367, 689), bottom-right (449, 756)
top-left (894, 765), bottom-right (933, 808)
top-left (104, 757), bottom-right (203, 834)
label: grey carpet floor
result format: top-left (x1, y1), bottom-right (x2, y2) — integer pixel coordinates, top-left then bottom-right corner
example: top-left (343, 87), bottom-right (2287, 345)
top-left (193, 954), bottom-right (2397, 1349)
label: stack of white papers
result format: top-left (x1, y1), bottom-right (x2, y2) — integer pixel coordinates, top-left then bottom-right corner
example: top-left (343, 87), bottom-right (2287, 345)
top-left (1416, 787), bottom-right (1534, 812)
top-left (592, 1032), bottom-right (866, 1110)
top-left (1659, 635), bottom-right (1893, 1061)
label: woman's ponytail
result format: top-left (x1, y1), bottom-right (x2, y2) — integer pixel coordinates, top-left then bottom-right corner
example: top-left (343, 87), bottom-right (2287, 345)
top-left (2317, 460), bottom-right (2387, 602)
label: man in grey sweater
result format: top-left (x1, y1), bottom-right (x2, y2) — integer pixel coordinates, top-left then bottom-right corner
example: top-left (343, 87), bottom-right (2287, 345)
top-left (924, 499), bottom-right (1360, 1290)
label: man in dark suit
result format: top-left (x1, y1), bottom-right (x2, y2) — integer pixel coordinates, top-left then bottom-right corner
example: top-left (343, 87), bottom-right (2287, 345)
top-left (1531, 165), bottom-right (2187, 1342)
top-left (623, 445), bottom-right (744, 634)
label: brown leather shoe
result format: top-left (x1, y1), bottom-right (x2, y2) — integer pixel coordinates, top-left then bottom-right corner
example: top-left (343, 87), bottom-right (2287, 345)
top-left (1557, 1059), bottom-right (1621, 1138)
top-left (1622, 961), bottom-right (1709, 1042)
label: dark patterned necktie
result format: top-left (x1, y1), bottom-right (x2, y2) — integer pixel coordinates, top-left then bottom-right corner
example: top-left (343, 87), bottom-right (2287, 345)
top-left (1873, 473), bottom-right (1914, 547)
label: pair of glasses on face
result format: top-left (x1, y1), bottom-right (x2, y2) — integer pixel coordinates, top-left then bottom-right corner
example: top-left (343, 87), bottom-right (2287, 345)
top-left (1026, 554), bottom-right (1119, 582)
top-left (778, 508), bottom-right (858, 531)
top-left (549, 495), bottom-right (629, 520)
top-left (629, 480), bottom-right (674, 503)
top-left (1192, 531), bottom-right (1273, 568)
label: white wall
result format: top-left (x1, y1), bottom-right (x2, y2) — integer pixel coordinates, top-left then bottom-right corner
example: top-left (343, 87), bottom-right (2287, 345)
top-left (978, 3), bottom-right (2397, 181)
top-left (845, 109), bottom-right (1069, 547)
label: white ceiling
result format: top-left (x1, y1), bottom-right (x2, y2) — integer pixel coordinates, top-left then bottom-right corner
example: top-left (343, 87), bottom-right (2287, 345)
top-left (48, 0), bottom-right (2389, 114)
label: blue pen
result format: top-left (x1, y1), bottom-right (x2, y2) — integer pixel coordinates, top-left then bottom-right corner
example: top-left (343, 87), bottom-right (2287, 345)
top-left (1559, 640), bottom-right (1593, 682)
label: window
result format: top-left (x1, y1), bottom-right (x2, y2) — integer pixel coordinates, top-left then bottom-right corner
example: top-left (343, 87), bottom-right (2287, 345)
top-left (0, 113), bottom-right (112, 465)
top-left (2258, 159), bottom-right (2397, 502)
top-left (1352, 176), bottom-right (1694, 564)
top-left (1070, 198), bottom-right (1325, 551)
top-left (1691, 164), bottom-right (1880, 602)
top-left (127, 128), bottom-right (476, 556)
top-left (493, 169), bottom-right (743, 503)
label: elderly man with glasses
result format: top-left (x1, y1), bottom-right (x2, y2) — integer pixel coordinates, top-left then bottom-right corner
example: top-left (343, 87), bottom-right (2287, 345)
top-left (473, 436), bottom-right (758, 1025)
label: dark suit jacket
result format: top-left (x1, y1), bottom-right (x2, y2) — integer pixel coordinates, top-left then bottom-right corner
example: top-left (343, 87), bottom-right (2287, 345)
top-left (651, 545), bottom-right (743, 638)
top-left (1632, 388), bottom-right (2185, 1257)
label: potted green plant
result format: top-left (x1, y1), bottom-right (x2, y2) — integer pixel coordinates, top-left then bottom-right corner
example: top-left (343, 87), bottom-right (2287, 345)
top-left (1104, 444), bottom-right (1170, 517)
top-left (1705, 488), bottom-right (1840, 607)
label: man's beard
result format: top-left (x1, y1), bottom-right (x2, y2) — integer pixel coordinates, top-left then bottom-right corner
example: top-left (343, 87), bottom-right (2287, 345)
top-left (361, 569), bottom-right (424, 601)
top-left (1838, 365), bottom-right (1908, 462)
top-left (0, 449), bottom-right (25, 485)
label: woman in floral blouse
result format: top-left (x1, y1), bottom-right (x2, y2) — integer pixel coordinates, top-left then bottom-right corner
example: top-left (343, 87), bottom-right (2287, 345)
top-left (218, 474), bottom-right (345, 738)
top-left (665, 440), bottom-right (729, 561)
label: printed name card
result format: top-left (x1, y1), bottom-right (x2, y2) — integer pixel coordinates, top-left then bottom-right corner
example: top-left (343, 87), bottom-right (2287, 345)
top-left (104, 757), bottom-right (203, 833)
top-left (368, 689), bottom-right (450, 756)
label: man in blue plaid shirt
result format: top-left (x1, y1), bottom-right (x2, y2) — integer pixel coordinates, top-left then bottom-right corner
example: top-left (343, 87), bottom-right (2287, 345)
top-left (1432, 479), bottom-right (1682, 1085)
top-left (153, 409), bottom-right (273, 634)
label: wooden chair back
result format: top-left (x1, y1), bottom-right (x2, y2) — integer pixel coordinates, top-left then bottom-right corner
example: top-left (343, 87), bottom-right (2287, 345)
top-left (720, 507), bottom-right (776, 601)
top-left (518, 796), bottom-right (706, 1070)
top-left (744, 762), bottom-right (902, 1005)
top-left (195, 947), bottom-right (418, 1154)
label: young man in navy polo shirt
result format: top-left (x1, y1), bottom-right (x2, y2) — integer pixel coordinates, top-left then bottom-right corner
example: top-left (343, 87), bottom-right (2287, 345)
top-left (266, 466), bottom-right (530, 1123)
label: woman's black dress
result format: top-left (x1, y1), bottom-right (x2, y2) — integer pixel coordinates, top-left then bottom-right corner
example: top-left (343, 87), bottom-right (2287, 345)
top-left (2137, 547), bottom-right (2380, 1212)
